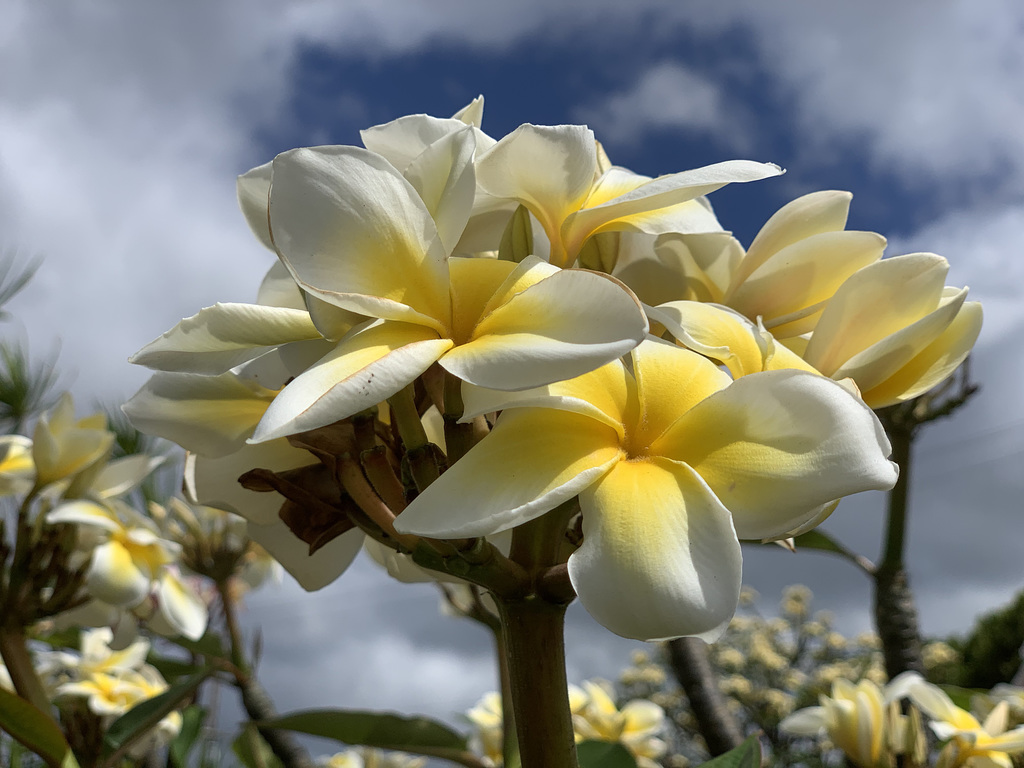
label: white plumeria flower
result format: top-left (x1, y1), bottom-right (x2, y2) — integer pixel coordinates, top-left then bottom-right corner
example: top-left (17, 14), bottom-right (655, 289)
top-left (32, 393), bottom-right (115, 489)
top-left (246, 132), bottom-right (649, 442)
top-left (466, 691), bottom-right (506, 766)
top-left (47, 499), bottom-right (207, 640)
top-left (395, 338), bottom-right (897, 641)
top-left (474, 123), bottom-right (781, 268)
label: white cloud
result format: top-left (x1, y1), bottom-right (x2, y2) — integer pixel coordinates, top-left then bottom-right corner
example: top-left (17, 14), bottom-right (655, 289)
top-left (574, 61), bottom-right (744, 150)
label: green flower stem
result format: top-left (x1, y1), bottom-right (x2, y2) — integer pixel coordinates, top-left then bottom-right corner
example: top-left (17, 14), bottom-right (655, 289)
top-left (217, 580), bottom-right (315, 768)
top-left (0, 626), bottom-right (51, 716)
top-left (874, 416), bottom-right (925, 677)
top-left (497, 596), bottom-right (576, 768)
top-left (441, 371), bottom-right (488, 464)
top-left (388, 384), bottom-right (429, 452)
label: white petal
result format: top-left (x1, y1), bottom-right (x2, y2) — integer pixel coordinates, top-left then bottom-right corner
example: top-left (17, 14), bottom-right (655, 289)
top-left (184, 440), bottom-right (319, 526)
top-left (440, 269), bottom-right (647, 390)
top-left (154, 569), bottom-right (208, 640)
top-left (361, 114), bottom-right (470, 171)
top-left (256, 260), bottom-right (306, 310)
top-left (86, 541), bottom-right (151, 608)
top-left (246, 520), bottom-right (363, 592)
top-left (237, 161), bottom-right (274, 251)
top-left (269, 145), bottom-right (451, 330)
top-left (123, 371), bottom-right (275, 457)
top-left (403, 126), bottom-right (477, 254)
top-left (130, 303), bottom-right (321, 375)
top-left (780, 707), bottom-right (828, 736)
top-left (566, 161), bottom-right (782, 256)
top-left (570, 458), bottom-right (742, 641)
top-left (92, 455), bottom-right (165, 500)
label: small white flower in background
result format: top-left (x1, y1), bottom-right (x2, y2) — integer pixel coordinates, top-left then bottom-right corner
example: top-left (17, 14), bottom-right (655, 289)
top-left (32, 394), bottom-right (115, 490)
top-left (466, 691), bottom-right (505, 766)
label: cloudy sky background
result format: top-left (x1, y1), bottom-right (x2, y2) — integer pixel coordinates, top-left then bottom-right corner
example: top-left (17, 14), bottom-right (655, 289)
top-left (4, 0), bottom-right (1024, 746)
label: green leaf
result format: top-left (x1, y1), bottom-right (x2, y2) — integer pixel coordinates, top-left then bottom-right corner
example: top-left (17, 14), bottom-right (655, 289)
top-left (258, 708), bottom-right (468, 751)
top-left (165, 631), bottom-right (230, 661)
top-left (772, 530), bottom-right (875, 573)
top-left (101, 666), bottom-right (216, 760)
top-left (0, 687), bottom-right (77, 768)
top-left (576, 740), bottom-right (637, 768)
top-left (498, 204), bottom-right (533, 263)
top-left (698, 735), bottom-right (762, 768)
top-left (169, 705), bottom-right (207, 768)
top-left (232, 724), bottom-right (284, 768)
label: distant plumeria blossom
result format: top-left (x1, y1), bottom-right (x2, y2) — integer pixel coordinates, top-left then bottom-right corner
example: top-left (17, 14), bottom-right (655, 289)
top-left (47, 499), bottom-right (207, 640)
top-left (781, 676), bottom-right (928, 768)
top-left (901, 674), bottom-right (1024, 768)
top-left (572, 680), bottom-right (667, 768)
top-left (395, 339), bottom-right (897, 640)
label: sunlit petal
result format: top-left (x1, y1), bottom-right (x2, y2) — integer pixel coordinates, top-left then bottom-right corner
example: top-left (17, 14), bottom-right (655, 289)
top-left (402, 126), bottom-right (477, 254)
top-left (441, 269), bottom-right (647, 390)
top-left (130, 303), bottom-right (321, 375)
top-left (154, 569), bottom-right (208, 640)
top-left (570, 458), bottom-right (742, 641)
top-left (269, 145), bottom-right (451, 330)
top-left (655, 370), bottom-right (897, 540)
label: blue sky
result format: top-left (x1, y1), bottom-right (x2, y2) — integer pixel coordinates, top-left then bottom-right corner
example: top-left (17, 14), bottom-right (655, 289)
top-left (3, 0), bottom-right (1024, 743)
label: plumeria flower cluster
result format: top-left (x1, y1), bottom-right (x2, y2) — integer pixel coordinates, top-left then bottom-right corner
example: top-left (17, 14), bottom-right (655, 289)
top-left (465, 681), bottom-right (667, 768)
top-left (0, 393), bottom-right (207, 642)
top-left (123, 93), bottom-right (982, 647)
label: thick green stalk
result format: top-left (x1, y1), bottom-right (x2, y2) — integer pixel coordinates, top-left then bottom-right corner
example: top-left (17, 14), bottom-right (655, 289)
top-left (0, 627), bottom-right (51, 715)
top-left (873, 418), bottom-right (925, 678)
top-left (497, 597), bottom-right (576, 768)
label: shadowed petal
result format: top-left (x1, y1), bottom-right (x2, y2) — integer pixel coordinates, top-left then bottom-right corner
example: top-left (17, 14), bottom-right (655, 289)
top-left (251, 320), bottom-right (452, 442)
top-left (246, 520), bottom-right (363, 592)
top-left (130, 303), bottom-right (322, 375)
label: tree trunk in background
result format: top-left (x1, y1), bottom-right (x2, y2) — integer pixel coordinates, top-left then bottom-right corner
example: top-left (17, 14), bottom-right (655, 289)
top-left (667, 637), bottom-right (745, 756)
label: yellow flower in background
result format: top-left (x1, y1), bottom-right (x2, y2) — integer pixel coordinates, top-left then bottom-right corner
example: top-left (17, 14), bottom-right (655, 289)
top-left (572, 680), bottom-right (667, 768)
top-left (902, 675), bottom-right (1024, 768)
top-left (781, 677), bottom-right (921, 768)
top-left (396, 339), bottom-right (897, 640)
top-left (0, 434), bottom-right (34, 496)
top-left (32, 393), bottom-right (114, 489)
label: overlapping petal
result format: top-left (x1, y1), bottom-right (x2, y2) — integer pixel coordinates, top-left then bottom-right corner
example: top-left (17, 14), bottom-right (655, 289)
top-left (129, 302), bottom-right (322, 375)
top-left (655, 369), bottom-right (897, 540)
top-left (393, 409), bottom-right (621, 538)
top-left (441, 267), bottom-right (648, 390)
top-left (246, 520), bottom-right (362, 591)
top-left (251, 320), bottom-right (452, 443)
top-left (122, 371), bottom-right (277, 457)
top-left (269, 145), bottom-right (452, 331)
top-left (570, 458), bottom-right (741, 641)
